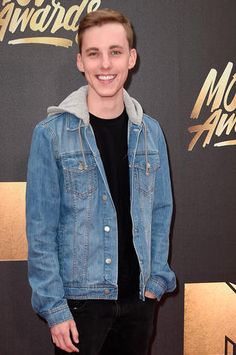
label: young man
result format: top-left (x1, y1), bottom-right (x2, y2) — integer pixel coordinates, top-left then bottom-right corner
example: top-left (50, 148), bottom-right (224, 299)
top-left (26, 8), bottom-right (176, 355)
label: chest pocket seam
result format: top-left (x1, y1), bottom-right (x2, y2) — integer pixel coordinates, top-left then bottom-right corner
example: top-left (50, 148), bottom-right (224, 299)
top-left (61, 154), bottom-right (98, 199)
top-left (132, 153), bottom-right (160, 195)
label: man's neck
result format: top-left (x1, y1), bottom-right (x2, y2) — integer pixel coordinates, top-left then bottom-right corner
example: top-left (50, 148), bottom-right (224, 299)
top-left (87, 88), bottom-right (125, 119)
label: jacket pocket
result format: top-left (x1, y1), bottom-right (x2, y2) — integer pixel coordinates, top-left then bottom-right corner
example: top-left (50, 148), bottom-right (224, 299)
top-left (62, 153), bottom-right (98, 199)
top-left (133, 153), bottom-right (160, 195)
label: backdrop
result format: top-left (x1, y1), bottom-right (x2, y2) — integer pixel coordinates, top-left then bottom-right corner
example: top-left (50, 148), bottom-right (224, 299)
top-left (0, 1), bottom-right (235, 354)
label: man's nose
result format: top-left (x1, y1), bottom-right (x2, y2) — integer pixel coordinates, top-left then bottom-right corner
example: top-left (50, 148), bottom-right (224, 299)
top-left (100, 54), bottom-right (111, 69)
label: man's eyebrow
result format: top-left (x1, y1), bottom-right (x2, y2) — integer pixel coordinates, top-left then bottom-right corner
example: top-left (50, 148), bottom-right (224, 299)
top-left (85, 45), bottom-right (124, 53)
top-left (109, 45), bottom-right (124, 49)
top-left (85, 47), bottom-right (99, 53)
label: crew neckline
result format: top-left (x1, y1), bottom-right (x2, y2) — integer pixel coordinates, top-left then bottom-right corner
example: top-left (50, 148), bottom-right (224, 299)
top-left (89, 110), bottom-right (127, 126)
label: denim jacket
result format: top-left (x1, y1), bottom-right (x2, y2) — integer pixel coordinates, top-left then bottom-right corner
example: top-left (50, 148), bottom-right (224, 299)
top-left (26, 86), bottom-right (176, 327)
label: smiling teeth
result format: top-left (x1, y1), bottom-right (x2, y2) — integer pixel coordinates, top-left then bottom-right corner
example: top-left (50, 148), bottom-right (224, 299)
top-left (98, 75), bottom-right (115, 80)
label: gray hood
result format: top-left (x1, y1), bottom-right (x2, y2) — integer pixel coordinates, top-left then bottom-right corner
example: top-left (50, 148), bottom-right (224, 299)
top-left (47, 85), bottom-right (143, 126)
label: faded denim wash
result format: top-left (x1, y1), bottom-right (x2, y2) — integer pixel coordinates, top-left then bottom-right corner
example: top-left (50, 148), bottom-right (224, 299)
top-left (26, 86), bottom-right (176, 327)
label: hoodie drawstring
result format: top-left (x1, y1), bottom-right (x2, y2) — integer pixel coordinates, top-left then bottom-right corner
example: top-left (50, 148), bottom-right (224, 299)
top-left (143, 122), bottom-right (150, 176)
top-left (78, 119), bottom-right (149, 176)
top-left (78, 120), bottom-right (88, 170)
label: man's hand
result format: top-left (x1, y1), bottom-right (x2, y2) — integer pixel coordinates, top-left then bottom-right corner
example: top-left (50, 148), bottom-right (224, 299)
top-left (50, 319), bottom-right (79, 353)
top-left (144, 290), bottom-right (157, 299)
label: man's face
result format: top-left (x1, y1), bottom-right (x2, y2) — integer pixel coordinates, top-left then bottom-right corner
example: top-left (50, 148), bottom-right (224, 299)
top-left (77, 22), bottom-right (137, 104)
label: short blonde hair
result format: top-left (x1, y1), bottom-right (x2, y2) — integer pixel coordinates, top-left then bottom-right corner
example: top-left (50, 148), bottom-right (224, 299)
top-left (78, 8), bottom-right (134, 51)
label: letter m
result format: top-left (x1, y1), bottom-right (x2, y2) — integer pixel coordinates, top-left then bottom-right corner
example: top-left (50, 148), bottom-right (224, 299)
top-left (191, 62), bottom-right (233, 119)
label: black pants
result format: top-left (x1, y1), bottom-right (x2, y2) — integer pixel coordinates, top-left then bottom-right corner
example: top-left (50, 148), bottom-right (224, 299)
top-left (54, 297), bottom-right (157, 355)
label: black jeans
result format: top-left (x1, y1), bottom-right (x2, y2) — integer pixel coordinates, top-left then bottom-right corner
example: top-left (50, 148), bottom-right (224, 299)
top-left (54, 297), bottom-right (157, 355)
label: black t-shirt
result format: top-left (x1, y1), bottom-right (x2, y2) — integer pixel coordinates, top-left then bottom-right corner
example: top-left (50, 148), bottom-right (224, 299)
top-left (90, 110), bottom-right (140, 300)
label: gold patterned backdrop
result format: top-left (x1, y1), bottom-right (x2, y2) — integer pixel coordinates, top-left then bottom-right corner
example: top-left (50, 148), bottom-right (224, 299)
top-left (0, 182), bottom-right (27, 261)
top-left (184, 283), bottom-right (236, 355)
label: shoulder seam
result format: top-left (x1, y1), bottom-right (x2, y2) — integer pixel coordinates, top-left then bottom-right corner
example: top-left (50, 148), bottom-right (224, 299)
top-left (36, 119), bottom-right (59, 159)
top-left (143, 113), bottom-right (160, 127)
top-left (40, 112), bottom-right (64, 126)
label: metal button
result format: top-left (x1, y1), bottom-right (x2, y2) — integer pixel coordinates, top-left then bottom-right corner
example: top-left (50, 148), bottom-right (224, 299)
top-left (78, 162), bottom-right (84, 171)
top-left (104, 226), bottom-right (110, 232)
top-left (104, 289), bottom-right (110, 295)
top-left (102, 194), bottom-right (107, 201)
top-left (105, 258), bottom-right (112, 264)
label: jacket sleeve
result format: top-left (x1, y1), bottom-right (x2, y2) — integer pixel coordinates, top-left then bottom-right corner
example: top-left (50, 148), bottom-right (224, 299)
top-left (26, 123), bottom-right (73, 327)
top-left (145, 122), bottom-right (176, 300)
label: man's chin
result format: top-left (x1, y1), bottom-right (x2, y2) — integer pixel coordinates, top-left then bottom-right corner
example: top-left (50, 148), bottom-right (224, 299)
top-left (92, 87), bottom-right (123, 100)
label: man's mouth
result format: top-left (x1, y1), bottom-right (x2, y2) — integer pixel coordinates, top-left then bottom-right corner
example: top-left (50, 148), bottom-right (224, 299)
top-left (97, 75), bottom-right (116, 81)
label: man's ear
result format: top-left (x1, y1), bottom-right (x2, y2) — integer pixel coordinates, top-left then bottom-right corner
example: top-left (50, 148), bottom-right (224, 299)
top-left (77, 53), bottom-right (84, 72)
top-left (128, 48), bottom-right (137, 70)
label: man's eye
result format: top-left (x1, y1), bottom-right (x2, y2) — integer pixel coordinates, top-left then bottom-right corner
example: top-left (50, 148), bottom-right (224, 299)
top-left (111, 50), bottom-right (121, 56)
top-left (88, 52), bottom-right (98, 57)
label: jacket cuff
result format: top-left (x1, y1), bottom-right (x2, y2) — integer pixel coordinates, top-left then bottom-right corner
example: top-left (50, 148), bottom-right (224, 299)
top-left (41, 303), bottom-right (73, 327)
top-left (145, 277), bottom-right (169, 301)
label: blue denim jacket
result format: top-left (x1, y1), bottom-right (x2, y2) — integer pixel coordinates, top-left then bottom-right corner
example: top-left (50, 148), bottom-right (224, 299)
top-left (26, 86), bottom-right (176, 327)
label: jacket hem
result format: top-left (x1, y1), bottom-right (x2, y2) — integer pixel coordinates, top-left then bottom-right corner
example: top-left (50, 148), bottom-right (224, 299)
top-left (64, 285), bottom-right (118, 300)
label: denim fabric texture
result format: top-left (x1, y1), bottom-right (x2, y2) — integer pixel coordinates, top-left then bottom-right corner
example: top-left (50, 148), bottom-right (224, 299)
top-left (26, 86), bottom-right (176, 327)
